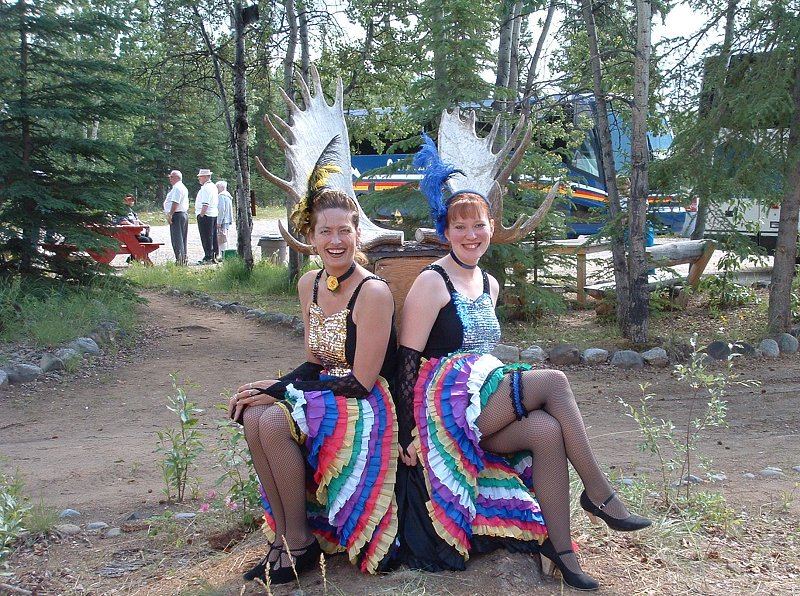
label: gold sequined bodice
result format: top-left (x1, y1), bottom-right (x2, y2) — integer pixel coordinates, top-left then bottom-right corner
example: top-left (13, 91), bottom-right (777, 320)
top-left (308, 302), bottom-right (351, 376)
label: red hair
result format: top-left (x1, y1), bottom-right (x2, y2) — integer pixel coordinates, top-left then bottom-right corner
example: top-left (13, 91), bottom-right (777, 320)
top-left (447, 192), bottom-right (491, 224)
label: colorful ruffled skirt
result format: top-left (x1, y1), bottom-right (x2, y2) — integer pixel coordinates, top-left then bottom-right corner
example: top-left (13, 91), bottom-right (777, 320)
top-left (404, 352), bottom-right (548, 567)
top-left (259, 375), bottom-right (398, 574)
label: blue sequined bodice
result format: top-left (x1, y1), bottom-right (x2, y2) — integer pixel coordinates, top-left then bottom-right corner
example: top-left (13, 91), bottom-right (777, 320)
top-left (452, 291), bottom-right (501, 354)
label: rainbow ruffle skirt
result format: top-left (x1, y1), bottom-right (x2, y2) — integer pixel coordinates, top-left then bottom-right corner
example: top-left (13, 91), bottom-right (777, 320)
top-left (413, 352), bottom-right (548, 559)
top-left (259, 376), bottom-right (398, 574)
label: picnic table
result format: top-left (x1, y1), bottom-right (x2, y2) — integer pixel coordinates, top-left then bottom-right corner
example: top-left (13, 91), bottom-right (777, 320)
top-left (90, 224), bottom-right (163, 266)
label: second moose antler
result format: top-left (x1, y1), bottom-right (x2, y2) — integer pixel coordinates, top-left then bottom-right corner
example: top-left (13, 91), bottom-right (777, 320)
top-left (436, 107), bottom-right (559, 244)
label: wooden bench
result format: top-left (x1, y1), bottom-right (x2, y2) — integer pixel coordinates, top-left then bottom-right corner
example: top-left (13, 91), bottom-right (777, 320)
top-left (584, 238), bottom-right (717, 304)
top-left (90, 225), bottom-right (163, 266)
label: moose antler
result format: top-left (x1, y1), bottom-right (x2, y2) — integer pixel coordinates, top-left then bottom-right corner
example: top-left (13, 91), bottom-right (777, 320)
top-left (255, 65), bottom-right (403, 252)
top-left (437, 108), bottom-right (557, 244)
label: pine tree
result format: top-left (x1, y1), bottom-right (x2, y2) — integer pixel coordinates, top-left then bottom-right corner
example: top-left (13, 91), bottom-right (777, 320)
top-left (0, 0), bottom-right (146, 280)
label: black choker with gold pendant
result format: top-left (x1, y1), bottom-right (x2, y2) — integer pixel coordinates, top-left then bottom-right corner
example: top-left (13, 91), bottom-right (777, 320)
top-left (325, 262), bottom-right (356, 292)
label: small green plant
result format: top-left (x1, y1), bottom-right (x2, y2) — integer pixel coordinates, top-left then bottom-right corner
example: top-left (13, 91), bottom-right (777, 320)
top-left (23, 500), bottom-right (59, 537)
top-left (213, 401), bottom-right (263, 522)
top-left (620, 335), bottom-right (759, 511)
top-left (155, 374), bottom-right (205, 502)
top-left (0, 472), bottom-right (31, 569)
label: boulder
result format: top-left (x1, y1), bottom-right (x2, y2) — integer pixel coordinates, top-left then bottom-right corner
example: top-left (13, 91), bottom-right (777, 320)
top-left (758, 338), bottom-right (780, 358)
top-left (67, 337), bottom-right (100, 356)
top-left (641, 347), bottom-right (669, 367)
top-left (582, 348), bottom-right (609, 365)
top-left (776, 333), bottom-right (799, 354)
top-left (0, 370), bottom-right (9, 390)
top-left (520, 345), bottom-right (547, 364)
top-left (40, 353), bottom-right (64, 373)
top-left (54, 347), bottom-right (82, 369)
top-left (549, 344), bottom-right (581, 366)
top-left (704, 340), bottom-right (731, 361)
top-left (610, 350), bottom-right (645, 369)
top-left (8, 363), bottom-right (43, 384)
top-left (491, 343), bottom-right (520, 363)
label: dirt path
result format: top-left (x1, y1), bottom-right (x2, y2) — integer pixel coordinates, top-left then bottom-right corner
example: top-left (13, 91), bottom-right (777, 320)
top-left (1, 292), bottom-right (798, 594)
top-left (0, 292), bottom-right (304, 512)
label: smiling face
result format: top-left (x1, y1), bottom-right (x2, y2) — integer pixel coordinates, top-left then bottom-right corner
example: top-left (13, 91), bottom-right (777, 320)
top-left (444, 194), bottom-right (494, 265)
top-left (309, 207), bottom-right (360, 274)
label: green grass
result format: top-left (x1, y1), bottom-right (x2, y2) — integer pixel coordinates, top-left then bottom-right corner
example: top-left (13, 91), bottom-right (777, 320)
top-left (0, 276), bottom-right (142, 347)
top-left (135, 204), bottom-right (286, 228)
top-left (124, 256), bottom-right (301, 316)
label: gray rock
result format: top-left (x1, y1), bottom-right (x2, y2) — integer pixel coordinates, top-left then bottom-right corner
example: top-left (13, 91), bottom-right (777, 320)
top-left (0, 370), bottom-right (9, 390)
top-left (174, 512), bottom-right (196, 520)
top-left (708, 473), bottom-right (727, 483)
top-left (759, 467), bottom-right (786, 479)
top-left (67, 337), bottom-right (100, 356)
top-left (620, 477), bottom-right (635, 485)
top-left (683, 474), bottom-right (702, 484)
top-left (105, 527), bottom-right (122, 538)
top-left (54, 347), bottom-right (82, 368)
top-left (8, 363), bottom-right (43, 384)
top-left (758, 338), bottom-right (780, 358)
top-left (55, 523), bottom-right (82, 535)
top-left (791, 325), bottom-right (800, 338)
top-left (549, 344), bottom-right (581, 366)
top-left (641, 347), bottom-right (669, 367)
top-left (792, 465), bottom-right (800, 473)
top-left (245, 309), bottom-right (267, 319)
top-left (292, 321), bottom-right (305, 334)
top-left (704, 340), bottom-right (731, 360)
top-left (520, 346), bottom-right (547, 364)
top-left (742, 473), bottom-right (756, 480)
top-left (87, 521), bottom-right (108, 530)
top-left (40, 352), bottom-right (64, 373)
top-left (777, 333), bottom-right (799, 354)
top-left (59, 508), bottom-right (81, 518)
top-left (582, 348), bottom-right (609, 365)
top-left (610, 350), bottom-right (645, 369)
top-left (491, 343), bottom-right (520, 363)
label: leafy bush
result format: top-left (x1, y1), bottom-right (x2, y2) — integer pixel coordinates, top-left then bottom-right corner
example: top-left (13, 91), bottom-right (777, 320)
top-left (0, 472), bottom-right (31, 569)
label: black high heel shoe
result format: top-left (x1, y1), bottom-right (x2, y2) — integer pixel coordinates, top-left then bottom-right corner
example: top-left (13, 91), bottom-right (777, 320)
top-left (243, 542), bottom-right (279, 582)
top-left (580, 490), bottom-right (652, 532)
top-left (539, 538), bottom-right (600, 591)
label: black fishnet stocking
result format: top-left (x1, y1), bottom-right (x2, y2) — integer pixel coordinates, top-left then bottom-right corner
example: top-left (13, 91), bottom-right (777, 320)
top-left (476, 368), bottom-right (630, 521)
top-left (243, 404), bottom-right (312, 564)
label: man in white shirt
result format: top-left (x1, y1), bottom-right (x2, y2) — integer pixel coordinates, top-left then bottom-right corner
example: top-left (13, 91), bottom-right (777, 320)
top-left (164, 170), bottom-right (190, 265)
top-left (194, 168), bottom-right (219, 263)
top-left (215, 180), bottom-right (234, 256)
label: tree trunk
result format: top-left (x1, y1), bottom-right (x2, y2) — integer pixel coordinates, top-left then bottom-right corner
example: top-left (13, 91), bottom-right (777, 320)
top-left (18, 0), bottom-right (35, 273)
top-left (580, 0), bottom-right (631, 333)
top-left (284, 0), bottom-right (302, 280)
top-left (767, 51), bottom-right (800, 333)
top-left (234, 1), bottom-right (254, 270)
top-left (626, 0), bottom-right (653, 343)
top-left (521, 0), bottom-right (557, 108)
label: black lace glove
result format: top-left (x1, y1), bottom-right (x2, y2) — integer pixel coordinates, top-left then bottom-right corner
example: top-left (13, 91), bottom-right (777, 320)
top-left (259, 365), bottom-right (370, 400)
top-left (257, 361), bottom-right (323, 399)
top-left (395, 345), bottom-right (422, 453)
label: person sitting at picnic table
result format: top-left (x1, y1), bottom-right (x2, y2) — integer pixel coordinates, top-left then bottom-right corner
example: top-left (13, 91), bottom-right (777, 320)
top-left (112, 194), bottom-right (151, 243)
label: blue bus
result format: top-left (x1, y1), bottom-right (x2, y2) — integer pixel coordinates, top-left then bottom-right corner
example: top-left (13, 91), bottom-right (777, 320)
top-left (349, 97), bottom-right (687, 237)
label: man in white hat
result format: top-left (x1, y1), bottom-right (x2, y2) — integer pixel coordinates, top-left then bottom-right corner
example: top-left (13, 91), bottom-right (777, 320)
top-left (164, 170), bottom-right (190, 265)
top-left (195, 168), bottom-right (219, 263)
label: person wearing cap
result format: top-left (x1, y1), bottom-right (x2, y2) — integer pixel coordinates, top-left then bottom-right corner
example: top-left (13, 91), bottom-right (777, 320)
top-left (164, 170), bottom-right (189, 265)
top-left (215, 180), bottom-right (234, 257)
top-left (194, 168), bottom-right (219, 263)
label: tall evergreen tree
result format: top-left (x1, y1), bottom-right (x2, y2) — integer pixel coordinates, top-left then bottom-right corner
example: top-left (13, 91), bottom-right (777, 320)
top-left (0, 0), bottom-right (146, 280)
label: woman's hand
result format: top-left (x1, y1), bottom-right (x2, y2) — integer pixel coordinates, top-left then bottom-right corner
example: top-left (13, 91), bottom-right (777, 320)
top-left (399, 443), bottom-right (418, 467)
top-left (230, 380), bottom-right (279, 422)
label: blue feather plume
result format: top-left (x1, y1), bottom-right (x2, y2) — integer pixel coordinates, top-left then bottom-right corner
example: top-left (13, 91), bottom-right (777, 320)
top-left (413, 132), bottom-right (458, 241)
